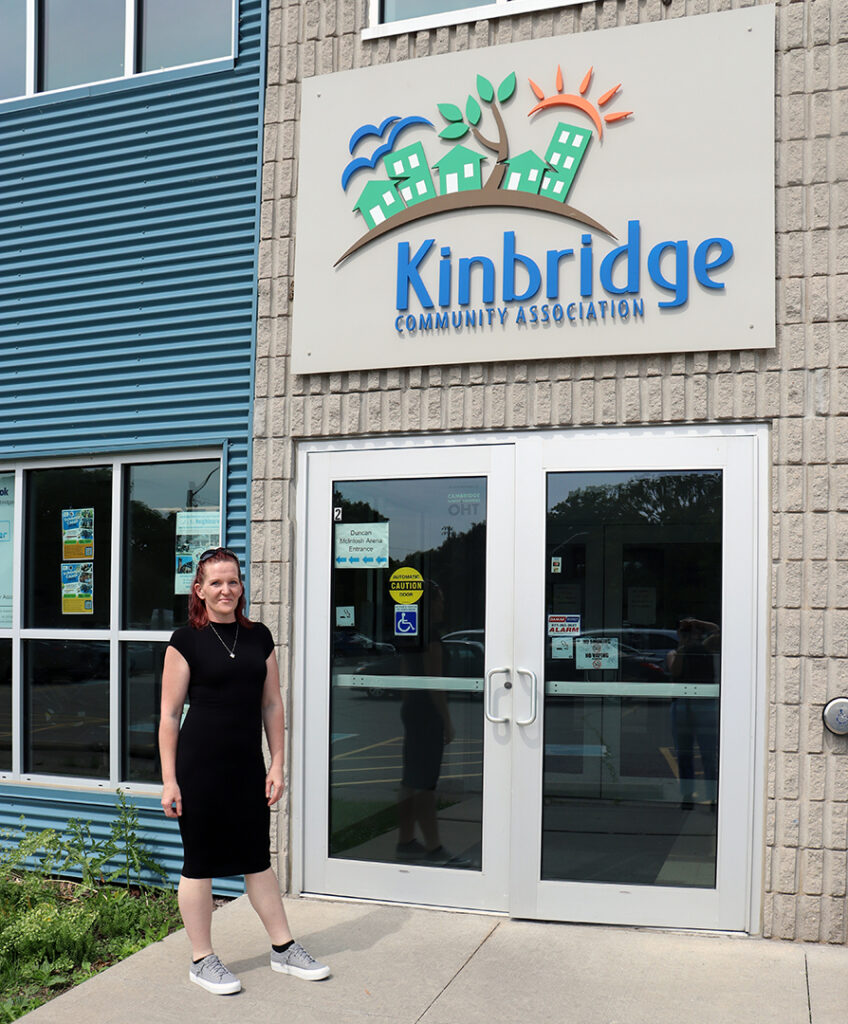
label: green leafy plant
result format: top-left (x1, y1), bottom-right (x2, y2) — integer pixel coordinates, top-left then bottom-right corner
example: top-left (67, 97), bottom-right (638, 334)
top-left (0, 793), bottom-right (181, 1023)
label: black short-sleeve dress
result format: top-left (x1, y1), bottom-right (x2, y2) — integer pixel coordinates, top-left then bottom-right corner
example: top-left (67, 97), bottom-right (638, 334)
top-left (169, 620), bottom-right (275, 878)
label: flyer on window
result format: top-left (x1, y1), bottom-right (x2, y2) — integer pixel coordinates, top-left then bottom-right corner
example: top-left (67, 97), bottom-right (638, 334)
top-left (174, 510), bottom-right (220, 595)
top-left (62, 508), bottom-right (94, 559)
top-left (61, 561), bottom-right (93, 615)
top-left (0, 474), bottom-right (13, 628)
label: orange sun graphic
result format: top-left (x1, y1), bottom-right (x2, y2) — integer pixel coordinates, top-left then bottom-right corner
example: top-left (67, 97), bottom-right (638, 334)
top-left (528, 65), bottom-right (633, 138)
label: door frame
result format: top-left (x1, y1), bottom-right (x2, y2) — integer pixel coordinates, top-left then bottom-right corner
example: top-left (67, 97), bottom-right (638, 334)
top-left (290, 425), bottom-right (768, 933)
top-left (292, 439), bottom-right (517, 912)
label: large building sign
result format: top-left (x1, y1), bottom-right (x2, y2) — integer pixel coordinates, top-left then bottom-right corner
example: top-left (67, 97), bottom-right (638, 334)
top-left (292, 6), bottom-right (775, 374)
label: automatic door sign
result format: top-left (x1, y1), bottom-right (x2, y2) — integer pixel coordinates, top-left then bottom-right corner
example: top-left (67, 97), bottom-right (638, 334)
top-left (575, 637), bottom-right (619, 670)
top-left (389, 566), bottom-right (424, 604)
top-left (394, 605), bottom-right (419, 636)
top-left (334, 522), bottom-right (389, 567)
top-left (547, 614), bottom-right (581, 637)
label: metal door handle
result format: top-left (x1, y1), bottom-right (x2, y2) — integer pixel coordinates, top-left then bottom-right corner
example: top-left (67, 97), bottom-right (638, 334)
top-left (484, 666), bottom-right (511, 723)
top-left (515, 667), bottom-right (538, 726)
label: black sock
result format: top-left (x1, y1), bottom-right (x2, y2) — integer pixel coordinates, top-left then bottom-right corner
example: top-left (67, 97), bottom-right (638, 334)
top-left (193, 955), bottom-right (210, 964)
top-left (272, 940), bottom-right (294, 953)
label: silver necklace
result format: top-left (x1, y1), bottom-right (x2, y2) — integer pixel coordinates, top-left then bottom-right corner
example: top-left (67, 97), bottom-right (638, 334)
top-left (208, 621), bottom-right (238, 658)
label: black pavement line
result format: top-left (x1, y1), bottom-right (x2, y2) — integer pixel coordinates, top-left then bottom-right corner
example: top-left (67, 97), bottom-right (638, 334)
top-left (413, 920), bottom-right (502, 1024)
top-left (804, 952), bottom-right (812, 1024)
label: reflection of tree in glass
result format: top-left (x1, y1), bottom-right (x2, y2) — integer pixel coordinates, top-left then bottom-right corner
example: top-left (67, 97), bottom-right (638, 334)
top-left (332, 490), bottom-right (388, 524)
top-left (400, 520), bottom-right (487, 635)
top-left (550, 472), bottom-right (721, 527)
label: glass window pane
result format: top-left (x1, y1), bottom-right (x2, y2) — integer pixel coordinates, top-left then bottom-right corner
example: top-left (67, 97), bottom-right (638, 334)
top-left (381, 0), bottom-right (491, 21)
top-left (0, 472), bottom-right (14, 628)
top-left (40, 0), bottom-right (125, 92)
top-left (24, 639), bottom-right (110, 778)
top-left (122, 641), bottom-right (167, 782)
top-left (542, 470), bottom-right (722, 889)
top-left (0, 0), bottom-right (27, 100)
top-left (25, 466), bottom-right (112, 630)
top-left (140, 0), bottom-right (232, 72)
top-left (329, 477), bottom-right (486, 871)
top-left (0, 640), bottom-right (11, 771)
top-left (123, 460), bottom-right (220, 630)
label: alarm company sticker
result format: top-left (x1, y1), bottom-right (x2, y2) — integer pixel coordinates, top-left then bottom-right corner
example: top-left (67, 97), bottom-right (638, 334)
top-left (389, 566), bottom-right (424, 604)
top-left (547, 614), bottom-right (581, 637)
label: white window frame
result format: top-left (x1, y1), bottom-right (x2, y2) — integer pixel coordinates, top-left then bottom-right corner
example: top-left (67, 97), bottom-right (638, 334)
top-left (5, 0), bottom-right (237, 106)
top-left (0, 447), bottom-right (222, 795)
top-left (364, 0), bottom-right (582, 40)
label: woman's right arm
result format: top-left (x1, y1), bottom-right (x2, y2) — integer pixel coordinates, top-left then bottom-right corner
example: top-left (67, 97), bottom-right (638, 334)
top-left (159, 645), bottom-right (191, 818)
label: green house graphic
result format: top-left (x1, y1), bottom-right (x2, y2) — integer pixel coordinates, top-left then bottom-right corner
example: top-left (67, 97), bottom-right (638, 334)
top-left (543, 121), bottom-right (592, 201)
top-left (433, 145), bottom-right (487, 195)
top-left (539, 164), bottom-right (572, 203)
top-left (502, 150), bottom-right (548, 195)
top-left (383, 141), bottom-right (436, 207)
top-left (353, 179), bottom-right (404, 230)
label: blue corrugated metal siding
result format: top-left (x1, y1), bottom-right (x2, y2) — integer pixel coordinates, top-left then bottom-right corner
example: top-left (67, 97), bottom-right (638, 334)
top-left (0, 1), bottom-right (262, 468)
top-left (0, 785), bottom-right (244, 896)
top-left (0, 0), bottom-right (265, 883)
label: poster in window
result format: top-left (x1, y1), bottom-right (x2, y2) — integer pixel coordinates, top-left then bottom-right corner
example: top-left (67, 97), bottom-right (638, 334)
top-left (62, 508), bottom-right (94, 559)
top-left (0, 474), bottom-right (13, 628)
top-left (174, 511), bottom-right (220, 595)
top-left (61, 561), bottom-right (94, 615)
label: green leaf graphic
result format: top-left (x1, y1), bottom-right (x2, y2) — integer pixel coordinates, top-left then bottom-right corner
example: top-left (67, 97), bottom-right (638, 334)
top-left (497, 72), bottom-right (516, 103)
top-left (439, 122), bottom-right (470, 140)
top-left (466, 95), bottom-right (482, 125)
top-left (476, 74), bottom-right (494, 103)
top-left (437, 102), bottom-right (464, 122)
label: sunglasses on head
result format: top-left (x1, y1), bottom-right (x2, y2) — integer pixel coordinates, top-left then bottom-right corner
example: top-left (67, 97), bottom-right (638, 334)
top-left (198, 547), bottom-right (240, 565)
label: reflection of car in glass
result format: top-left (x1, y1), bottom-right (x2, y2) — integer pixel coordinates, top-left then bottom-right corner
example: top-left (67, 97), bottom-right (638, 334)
top-left (580, 629), bottom-right (678, 673)
top-left (552, 638), bottom-right (668, 683)
top-left (333, 630), bottom-right (395, 661)
top-left (350, 629), bottom-right (485, 698)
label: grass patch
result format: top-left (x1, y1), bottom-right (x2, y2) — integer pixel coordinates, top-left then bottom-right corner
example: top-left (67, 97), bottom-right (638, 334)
top-left (0, 792), bottom-right (182, 1023)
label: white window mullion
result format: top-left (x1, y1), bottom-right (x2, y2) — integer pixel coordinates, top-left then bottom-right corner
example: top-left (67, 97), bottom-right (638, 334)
top-left (25, 0), bottom-right (37, 95)
top-left (124, 0), bottom-right (136, 76)
top-left (109, 462), bottom-right (123, 786)
top-left (9, 468), bottom-right (24, 776)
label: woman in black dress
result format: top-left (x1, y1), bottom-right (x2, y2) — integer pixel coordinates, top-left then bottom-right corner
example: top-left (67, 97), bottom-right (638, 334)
top-left (159, 547), bottom-right (329, 995)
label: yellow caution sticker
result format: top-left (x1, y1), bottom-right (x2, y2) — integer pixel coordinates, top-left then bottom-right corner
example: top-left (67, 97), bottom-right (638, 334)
top-left (389, 566), bottom-right (424, 604)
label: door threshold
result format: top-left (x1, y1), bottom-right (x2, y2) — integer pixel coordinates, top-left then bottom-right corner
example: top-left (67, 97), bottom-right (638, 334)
top-left (293, 891), bottom-right (508, 918)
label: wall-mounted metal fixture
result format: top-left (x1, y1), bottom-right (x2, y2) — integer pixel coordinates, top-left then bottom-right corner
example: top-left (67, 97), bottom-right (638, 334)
top-left (822, 698), bottom-right (848, 736)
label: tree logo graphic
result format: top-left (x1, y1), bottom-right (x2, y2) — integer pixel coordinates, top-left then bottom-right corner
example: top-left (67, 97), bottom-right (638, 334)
top-left (338, 64), bottom-right (632, 267)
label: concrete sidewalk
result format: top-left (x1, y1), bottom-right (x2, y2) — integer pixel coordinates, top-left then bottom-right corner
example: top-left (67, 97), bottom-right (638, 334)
top-left (20, 895), bottom-right (848, 1024)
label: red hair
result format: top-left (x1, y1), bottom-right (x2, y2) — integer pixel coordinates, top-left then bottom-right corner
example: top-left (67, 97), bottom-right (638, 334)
top-left (188, 551), bottom-right (253, 630)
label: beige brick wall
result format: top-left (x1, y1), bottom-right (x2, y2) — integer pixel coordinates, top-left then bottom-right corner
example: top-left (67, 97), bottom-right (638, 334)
top-left (255, 0), bottom-right (848, 941)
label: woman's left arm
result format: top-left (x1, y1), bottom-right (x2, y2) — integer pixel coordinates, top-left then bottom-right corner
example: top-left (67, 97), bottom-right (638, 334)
top-left (261, 650), bottom-right (286, 806)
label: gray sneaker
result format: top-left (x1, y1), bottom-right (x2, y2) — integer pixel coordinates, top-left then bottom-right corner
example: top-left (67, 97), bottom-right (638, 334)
top-left (270, 941), bottom-right (330, 981)
top-left (189, 953), bottom-right (241, 995)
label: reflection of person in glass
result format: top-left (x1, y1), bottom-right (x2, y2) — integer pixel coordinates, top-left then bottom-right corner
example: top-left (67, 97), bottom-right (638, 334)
top-left (667, 617), bottom-right (720, 810)
top-left (158, 548), bottom-right (329, 995)
top-left (396, 581), bottom-right (457, 864)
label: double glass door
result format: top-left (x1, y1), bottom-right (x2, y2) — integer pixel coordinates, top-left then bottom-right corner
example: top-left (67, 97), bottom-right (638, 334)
top-left (298, 429), bottom-right (763, 930)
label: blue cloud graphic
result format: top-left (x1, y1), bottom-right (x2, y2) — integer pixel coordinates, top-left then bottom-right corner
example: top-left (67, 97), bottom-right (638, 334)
top-left (341, 115), bottom-right (434, 191)
top-left (349, 116), bottom-right (400, 154)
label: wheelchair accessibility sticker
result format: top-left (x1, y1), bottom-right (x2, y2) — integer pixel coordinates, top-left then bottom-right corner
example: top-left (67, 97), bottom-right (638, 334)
top-left (394, 605), bottom-right (419, 637)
